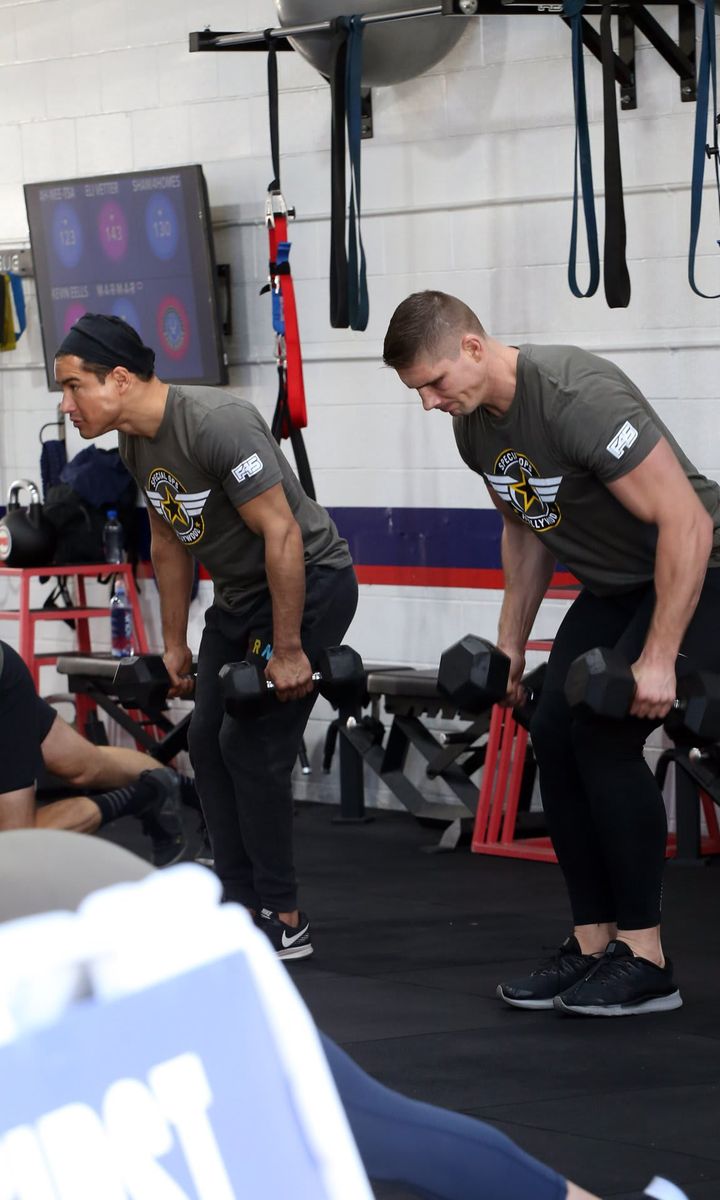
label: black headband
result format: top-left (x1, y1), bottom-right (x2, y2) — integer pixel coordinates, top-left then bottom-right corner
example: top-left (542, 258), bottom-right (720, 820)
top-left (56, 313), bottom-right (155, 376)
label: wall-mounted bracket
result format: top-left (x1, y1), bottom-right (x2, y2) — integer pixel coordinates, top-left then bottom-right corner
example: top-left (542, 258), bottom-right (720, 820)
top-left (0, 248), bottom-right (33, 276)
top-left (632, 2), bottom-right (696, 102)
top-left (560, 10), bottom-right (636, 109)
top-left (618, 10), bottom-right (637, 110)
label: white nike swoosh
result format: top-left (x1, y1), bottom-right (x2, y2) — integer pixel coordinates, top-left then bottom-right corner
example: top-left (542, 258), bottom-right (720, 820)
top-left (281, 924), bottom-right (309, 948)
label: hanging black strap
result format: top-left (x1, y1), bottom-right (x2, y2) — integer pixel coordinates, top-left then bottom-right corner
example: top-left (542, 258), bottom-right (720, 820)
top-left (330, 21), bottom-right (350, 328)
top-left (689, 0), bottom-right (720, 298)
top-left (265, 31), bottom-right (281, 192)
top-left (345, 15), bottom-right (369, 331)
top-left (564, 0), bottom-right (600, 298)
top-left (328, 16), bottom-right (368, 331)
top-left (600, 2), bottom-right (631, 307)
top-left (270, 367), bottom-right (316, 500)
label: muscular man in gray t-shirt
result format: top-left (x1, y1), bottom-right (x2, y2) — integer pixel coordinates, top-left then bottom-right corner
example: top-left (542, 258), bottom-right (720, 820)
top-left (384, 290), bottom-right (720, 1019)
top-left (54, 314), bottom-right (358, 960)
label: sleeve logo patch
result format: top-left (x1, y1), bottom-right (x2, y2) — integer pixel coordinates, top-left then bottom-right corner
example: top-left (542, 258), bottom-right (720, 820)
top-left (232, 453), bottom-right (263, 483)
top-left (606, 421), bottom-right (638, 460)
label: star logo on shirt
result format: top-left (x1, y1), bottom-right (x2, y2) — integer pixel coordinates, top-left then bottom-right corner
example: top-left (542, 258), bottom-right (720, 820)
top-left (146, 469), bottom-right (210, 547)
top-left (159, 484), bottom-right (190, 528)
top-left (486, 451), bottom-right (562, 533)
top-left (509, 467), bottom-right (543, 515)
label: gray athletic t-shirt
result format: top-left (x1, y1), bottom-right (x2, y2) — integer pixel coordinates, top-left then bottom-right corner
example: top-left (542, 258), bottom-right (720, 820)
top-left (119, 385), bottom-right (351, 613)
top-left (454, 344), bottom-right (720, 595)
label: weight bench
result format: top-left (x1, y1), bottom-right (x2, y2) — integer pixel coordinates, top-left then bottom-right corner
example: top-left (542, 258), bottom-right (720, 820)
top-left (55, 653), bottom-right (191, 764)
top-left (329, 665), bottom-right (538, 849)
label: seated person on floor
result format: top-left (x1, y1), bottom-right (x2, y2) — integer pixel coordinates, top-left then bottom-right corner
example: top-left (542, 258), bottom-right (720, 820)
top-left (0, 827), bottom-right (687, 1200)
top-left (0, 639), bottom-right (185, 865)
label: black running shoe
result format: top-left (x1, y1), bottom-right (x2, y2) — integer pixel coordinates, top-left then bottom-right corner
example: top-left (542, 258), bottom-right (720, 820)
top-left (258, 908), bottom-right (313, 961)
top-left (553, 939), bottom-right (683, 1017)
top-left (497, 935), bottom-right (600, 1010)
top-left (138, 767), bottom-right (187, 868)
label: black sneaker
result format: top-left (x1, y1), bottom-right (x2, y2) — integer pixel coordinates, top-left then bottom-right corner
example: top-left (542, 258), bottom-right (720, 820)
top-left (138, 767), bottom-right (187, 868)
top-left (497, 935), bottom-right (600, 1010)
top-left (553, 939), bottom-right (683, 1017)
top-left (258, 908), bottom-right (313, 961)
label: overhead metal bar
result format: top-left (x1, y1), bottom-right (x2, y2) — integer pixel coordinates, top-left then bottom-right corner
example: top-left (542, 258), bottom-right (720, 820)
top-left (190, 6), bottom-right (446, 52)
top-left (190, 1), bottom-right (698, 104)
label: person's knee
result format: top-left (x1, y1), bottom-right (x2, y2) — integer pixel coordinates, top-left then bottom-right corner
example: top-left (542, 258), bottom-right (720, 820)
top-left (187, 709), bottom-right (222, 770)
top-left (570, 714), bottom-right (646, 770)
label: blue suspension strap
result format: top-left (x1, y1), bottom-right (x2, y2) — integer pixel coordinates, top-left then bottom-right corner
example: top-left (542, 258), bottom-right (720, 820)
top-left (600, 1), bottom-right (631, 307)
top-left (689, 0), bottom-right (720, 297)
top-left (564, 0), bottom-right (600, 298)
top-left (261, 32), bottom-right (315, 499)
top-left (329, 16), bottom-right (368, 330)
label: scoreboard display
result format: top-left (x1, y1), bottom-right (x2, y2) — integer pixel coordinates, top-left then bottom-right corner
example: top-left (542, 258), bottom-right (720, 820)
top-left (25, 164), bottom-right (228, 390)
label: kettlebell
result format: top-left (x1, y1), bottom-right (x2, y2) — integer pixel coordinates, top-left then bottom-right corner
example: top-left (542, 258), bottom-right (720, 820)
top-left (0, 480), bottom-right (57, 567)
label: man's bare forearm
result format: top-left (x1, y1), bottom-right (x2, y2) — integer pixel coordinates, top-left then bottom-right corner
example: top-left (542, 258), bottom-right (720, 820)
top-left (640, 511), bottom-right (713, 668)
top-left (264, 522), bottom-right (306, 653)
top-left (151, 536), bottom-right (195, 650)
top-left (497, 522), bottom-right (556, 652)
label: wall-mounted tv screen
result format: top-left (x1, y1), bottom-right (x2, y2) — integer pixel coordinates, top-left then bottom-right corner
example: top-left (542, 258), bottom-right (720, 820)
top-left (25, 164), bottom-right (228, 391)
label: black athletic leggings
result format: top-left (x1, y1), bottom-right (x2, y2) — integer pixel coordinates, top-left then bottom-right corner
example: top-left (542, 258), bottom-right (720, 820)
top-left (529, 568), bottom-right (720, 930)
top-left (187, 565), bottom-right (358, 914)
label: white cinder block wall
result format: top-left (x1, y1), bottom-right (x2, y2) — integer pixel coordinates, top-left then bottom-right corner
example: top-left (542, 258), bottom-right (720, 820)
top-left (0, 0), bottom-right (718, 792)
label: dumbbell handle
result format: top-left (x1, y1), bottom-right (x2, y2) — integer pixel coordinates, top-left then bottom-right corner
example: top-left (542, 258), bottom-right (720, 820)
top-left (262, 670), bottom-right (322, 692)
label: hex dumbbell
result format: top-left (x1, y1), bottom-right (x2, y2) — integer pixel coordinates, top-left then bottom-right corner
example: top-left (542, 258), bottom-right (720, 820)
top-left (112, 654), bottom-right (194, 709)
top-left (219, 644), bottom-right (365, 717)
top-left (437, 633), bottom-right (546, 726)
top-left (564, 646), bottom-right (720, 742)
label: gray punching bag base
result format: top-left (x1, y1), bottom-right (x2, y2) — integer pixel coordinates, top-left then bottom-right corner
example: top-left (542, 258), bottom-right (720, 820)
top-left (274, 0), bottom-right (468, 88)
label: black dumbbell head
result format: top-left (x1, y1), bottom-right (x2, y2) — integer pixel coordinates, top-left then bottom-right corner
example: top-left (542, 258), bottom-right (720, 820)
top-left (564, 646), bottom-right (635, 719)
top-left (316, 645), bottom-right (364, 685)
top-left (316, 645), bottom-right (365, 708)
top-left (114, 654), bottom-right (172, 709)
top-left (671, 672), bottom-right (720, 742)
top-left (219, 660), bottom-right (267, 716)
top-left (437, 635), bottom-right (510, 711)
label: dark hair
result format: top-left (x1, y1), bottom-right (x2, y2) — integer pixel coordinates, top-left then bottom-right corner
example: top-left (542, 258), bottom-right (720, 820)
top-left (81, 360), bottom-right (154, 384)
top-left (383, 291), bottom-right (486, 371)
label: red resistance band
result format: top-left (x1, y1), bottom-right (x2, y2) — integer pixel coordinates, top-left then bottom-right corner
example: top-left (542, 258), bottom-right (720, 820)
top-left (267, 208), bottom-right (307, 433)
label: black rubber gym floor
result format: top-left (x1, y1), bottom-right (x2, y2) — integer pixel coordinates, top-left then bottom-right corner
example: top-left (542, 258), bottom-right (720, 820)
top-left (286, 803), bottom-right (720, 1200)
top-left (106, 801), bottom-right (720, 1200)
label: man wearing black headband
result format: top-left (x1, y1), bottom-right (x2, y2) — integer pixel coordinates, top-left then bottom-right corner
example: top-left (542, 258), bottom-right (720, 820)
top-left (55, 313), bottom-right (358, 960)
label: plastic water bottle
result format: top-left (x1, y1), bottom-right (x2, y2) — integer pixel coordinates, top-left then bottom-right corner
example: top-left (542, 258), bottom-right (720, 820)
top-left (103, 510), bottom-right (124, 564)
top-left (109, 579), bottom-right (134, 658)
